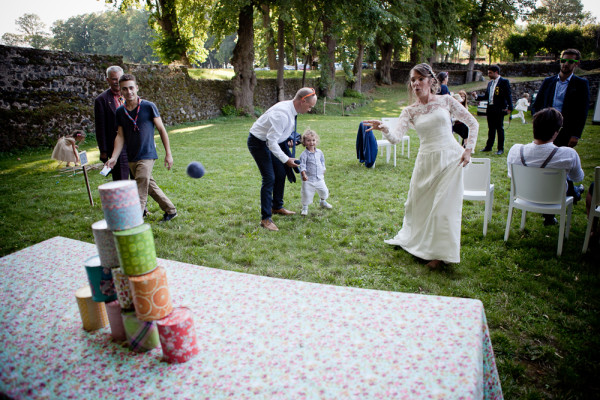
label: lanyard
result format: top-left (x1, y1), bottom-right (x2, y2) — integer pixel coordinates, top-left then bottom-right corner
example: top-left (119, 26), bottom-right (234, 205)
top-left (125, 98), bottom-right (142, 132)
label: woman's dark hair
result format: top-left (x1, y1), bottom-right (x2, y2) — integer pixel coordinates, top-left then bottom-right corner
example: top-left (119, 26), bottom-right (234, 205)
top-left (532, 108), bottom-right (563, 141)
top-left (437, 71), bottom-right (448, 83)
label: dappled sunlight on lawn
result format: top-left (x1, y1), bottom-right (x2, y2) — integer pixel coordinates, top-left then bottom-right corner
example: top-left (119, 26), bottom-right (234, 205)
top-left (169, 124), bottom-right (214, 135)
top-left (3, 148), bottom-right (102, 174)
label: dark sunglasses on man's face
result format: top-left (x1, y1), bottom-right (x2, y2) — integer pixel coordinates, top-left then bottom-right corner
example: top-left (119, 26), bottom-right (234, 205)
top-left (560, 58), bottom-right (579, 64)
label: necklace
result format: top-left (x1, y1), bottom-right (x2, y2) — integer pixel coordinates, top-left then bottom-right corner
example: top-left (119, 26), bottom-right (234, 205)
top-left (124, 98), bottom-right (142, 132)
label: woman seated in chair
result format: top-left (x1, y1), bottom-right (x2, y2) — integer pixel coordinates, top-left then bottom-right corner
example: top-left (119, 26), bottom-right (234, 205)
top-left (506, 107), bottom-right (584, 226)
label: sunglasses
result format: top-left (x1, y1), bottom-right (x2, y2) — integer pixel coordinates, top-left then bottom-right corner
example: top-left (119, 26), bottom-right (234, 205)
top-left (560, 58), bottom-right (579, 64)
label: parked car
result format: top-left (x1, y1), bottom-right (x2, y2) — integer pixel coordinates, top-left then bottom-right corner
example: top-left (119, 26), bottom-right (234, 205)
top-left (477, 101), bottom-right (487, 116)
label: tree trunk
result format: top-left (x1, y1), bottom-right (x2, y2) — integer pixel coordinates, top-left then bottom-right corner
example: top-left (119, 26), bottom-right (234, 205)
top-left (231, 4), bottom-right (256, 115)
top-left (352, 38), bottom-right (364, 92)
top-left (410, 31), bottom-right (421, 63)
top-left (260, 4), bottom-right (277, 70)
top-left (277, 17), bottom-right (285, 101)
top-left (428, 41), bottom-right (437, 65)
top-left (156, 0), bottom-right (190, 66)
top-left (377, 41), bottom-right (393, 85)
top-left (466, 28), bottom-right (478, 83)
top-left (322, 16), bottom-right (336, 98)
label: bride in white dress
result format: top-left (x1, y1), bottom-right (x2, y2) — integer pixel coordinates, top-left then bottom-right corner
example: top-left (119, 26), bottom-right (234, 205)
top-left (364, 63), bottom-right (479, 269)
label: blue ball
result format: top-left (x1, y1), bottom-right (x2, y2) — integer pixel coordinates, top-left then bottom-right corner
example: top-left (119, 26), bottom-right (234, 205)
top-left (186, 161), bottom-right (205, 178)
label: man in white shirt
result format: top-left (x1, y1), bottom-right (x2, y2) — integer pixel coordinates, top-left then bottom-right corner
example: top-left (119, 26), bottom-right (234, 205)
top-left (507, 107), bottom-right (584, 225)
top-left (247, 88), bottom-right (318, 231)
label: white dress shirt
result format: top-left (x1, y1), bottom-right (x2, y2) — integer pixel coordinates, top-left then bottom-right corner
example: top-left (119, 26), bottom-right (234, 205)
top-left (249, 100), bottom-right (298, 163)
top-left (507, 142), bottom-right (584, 182)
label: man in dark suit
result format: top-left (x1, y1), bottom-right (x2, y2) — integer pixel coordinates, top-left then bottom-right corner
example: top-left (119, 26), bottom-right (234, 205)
top-left (94, 65), bottom-right (129, 180)
top-left (472, 65), bottom-right (513, 155)
top-left (532, 48), bottom-right (590, 148)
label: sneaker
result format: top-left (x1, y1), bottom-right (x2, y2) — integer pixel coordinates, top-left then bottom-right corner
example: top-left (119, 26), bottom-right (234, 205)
top-left (160, 212), bottom-right (177, 223)
top-left (320, 200), bottom-right (332, 209)
top-left (301, 206), bottom-right (308, 216)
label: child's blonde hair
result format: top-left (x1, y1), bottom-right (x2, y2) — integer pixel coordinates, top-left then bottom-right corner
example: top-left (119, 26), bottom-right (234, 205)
top-left (522, 93), bottom-right (529, 98)
top-left (301, 128), bottom-right (320, 147)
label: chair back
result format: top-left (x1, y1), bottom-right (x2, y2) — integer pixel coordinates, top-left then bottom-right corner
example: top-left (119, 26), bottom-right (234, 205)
top-left (464, 158), bottom-right (491, 192)
top-left (381, 118), bottom-right (399, 139)
top-left (510, 164), bottom-right (567, 204)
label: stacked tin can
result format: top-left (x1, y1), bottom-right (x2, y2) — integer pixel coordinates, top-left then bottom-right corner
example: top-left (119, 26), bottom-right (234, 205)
top-left (96, 180), bottom-right (198, 362)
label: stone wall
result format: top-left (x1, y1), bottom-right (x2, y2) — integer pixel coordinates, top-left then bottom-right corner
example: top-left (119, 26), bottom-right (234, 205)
top-left (0, 45), bottom-right (375, 151)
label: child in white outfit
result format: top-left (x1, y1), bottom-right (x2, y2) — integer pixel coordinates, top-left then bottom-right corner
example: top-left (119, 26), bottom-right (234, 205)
top-left (298, 128), bottom-right (332, 216)
top-left (512, 93), bottom-right (530, 124)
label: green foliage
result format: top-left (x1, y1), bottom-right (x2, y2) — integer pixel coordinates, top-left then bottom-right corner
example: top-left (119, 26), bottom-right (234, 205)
top-left (343, 88), bottom-right (365, 99)
top-left (220, 104), bottom-right (239, 116)
top-left (544, 24), bottom-right (585, 58)
top-left (3, 13), bottom-right (52, 49)
top-left (51, 9), bottom-right (158, 63)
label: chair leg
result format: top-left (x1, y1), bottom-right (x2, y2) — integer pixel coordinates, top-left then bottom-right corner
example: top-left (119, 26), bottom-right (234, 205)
top-left (582, 213), bottom-right (594, 253)
top-left (520, 210), bottom-right (527, 230)
top-left (393, 145), bottom-right (396, 167)
top-left (401, 139), bottom-right (404, 156)
top-left (483, 198), bottom-right (490, 237)
top-left (565, 204), bottom-right (573, 240)
top-left (407, 137), bottom-right (410, 158)
top-left (504, 206), bottom-right (513, 242)
top-left (557, 212), bottom-right (566, 257)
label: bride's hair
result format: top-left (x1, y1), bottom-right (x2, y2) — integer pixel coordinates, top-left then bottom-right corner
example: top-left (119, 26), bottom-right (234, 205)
top-left (407, 63), bottom-right (440, 101)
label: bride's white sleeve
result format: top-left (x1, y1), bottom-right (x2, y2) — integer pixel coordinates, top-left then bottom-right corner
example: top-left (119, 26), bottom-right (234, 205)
top-left (380, 108), bottom-right (412, 145)
top-left (448, 96), bottom-right (479, 150)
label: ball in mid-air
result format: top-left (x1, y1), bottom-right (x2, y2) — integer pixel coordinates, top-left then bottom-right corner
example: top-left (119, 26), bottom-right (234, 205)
top-left (186, 161), bottom-right (205, 178)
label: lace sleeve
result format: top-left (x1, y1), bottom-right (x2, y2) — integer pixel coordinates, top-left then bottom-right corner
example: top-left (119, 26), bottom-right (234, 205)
top-left (447, 96), bottom-right (478, 150)
top-left (381, 107), bottom-right (412, 145)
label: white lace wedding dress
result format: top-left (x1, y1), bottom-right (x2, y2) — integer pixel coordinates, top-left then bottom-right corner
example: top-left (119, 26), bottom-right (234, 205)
top-left (381, 95), bottom-right (479, 263)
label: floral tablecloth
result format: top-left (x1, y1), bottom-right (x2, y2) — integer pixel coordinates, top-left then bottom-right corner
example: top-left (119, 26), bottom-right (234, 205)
top-left (0, 237), bottom-right (502, 399)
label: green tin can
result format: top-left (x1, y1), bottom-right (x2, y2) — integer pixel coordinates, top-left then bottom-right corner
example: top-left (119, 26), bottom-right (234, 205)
top-left (113, 223), bottom-right (157, 276)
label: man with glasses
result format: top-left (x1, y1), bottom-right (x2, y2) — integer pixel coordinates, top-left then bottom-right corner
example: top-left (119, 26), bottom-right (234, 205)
top-left (532, 49), bottom-right (590, 148)
top-left (248, 87), bottom-right (317, 231)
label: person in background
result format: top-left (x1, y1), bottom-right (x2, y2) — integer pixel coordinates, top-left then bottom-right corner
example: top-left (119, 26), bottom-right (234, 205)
top-left (531, 48), bottom-right (590, 148)
top-left (506, 107), bottom-right (584, 226)
top-left (437, 71), bottom-right (450, 95)
top-left (512, 93), bottom-right (530, 124)
top-left (452, 90), bottom-right (469, 147)
top-left (95, 66), bottom-right (129, 180)
top-left (247, 87), bottom-right (317, 232)
top-left (52, 130), bottom-right (86, 167)
top-left (472, 65), bottom-right (513, 155)
top-left (106, 74), bottom-right (177, 223)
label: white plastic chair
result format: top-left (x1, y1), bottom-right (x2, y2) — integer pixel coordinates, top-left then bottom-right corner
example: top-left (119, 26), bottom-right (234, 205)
top-left (504, 164), bottom-right (573, 256)
top-left (463, 158), bottom-right (494, 236)
top-left (582, 166), bottom-right (600, 253)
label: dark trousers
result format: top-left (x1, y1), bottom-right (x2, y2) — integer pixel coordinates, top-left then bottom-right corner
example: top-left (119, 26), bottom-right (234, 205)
top-left (111, 150), bottom-right (131, 181)
top-left (485, 107), bottom-right (506, 151)
top-left (247, 133), bottom-right (286, 220)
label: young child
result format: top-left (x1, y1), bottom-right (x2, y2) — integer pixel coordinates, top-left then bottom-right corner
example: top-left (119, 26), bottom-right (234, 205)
top-left (298, 128), bottom-right (332, 216)
top-left (51, 130), bottom-right (86, 167)
top-left (512, 93), bottom-right (530, 124)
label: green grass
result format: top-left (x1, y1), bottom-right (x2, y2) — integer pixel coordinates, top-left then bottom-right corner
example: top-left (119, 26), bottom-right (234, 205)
top-left (1, 83), bottom-right (599, 399)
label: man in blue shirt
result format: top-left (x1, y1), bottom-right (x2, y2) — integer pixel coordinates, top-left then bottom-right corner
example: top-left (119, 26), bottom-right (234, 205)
top-left (106, 74), bottom-right (177, 222)
top-left (532, 48), bottom-right (590, 148)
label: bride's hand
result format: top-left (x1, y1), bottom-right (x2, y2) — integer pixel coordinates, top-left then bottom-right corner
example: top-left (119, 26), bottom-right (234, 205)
top-left (459, 148), bottom-right (472, 167)
top-left (363, 120), bottom-right (383, 132)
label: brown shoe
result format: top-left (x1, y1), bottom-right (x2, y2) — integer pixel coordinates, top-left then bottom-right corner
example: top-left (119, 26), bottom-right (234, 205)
top-left (260, 219), bottom-right (279, 231)
top-left (272, 208), bottom-right (296, 215)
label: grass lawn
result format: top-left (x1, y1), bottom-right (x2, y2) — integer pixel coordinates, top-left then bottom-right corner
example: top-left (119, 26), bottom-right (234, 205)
top-left (1, 82), bottom-right (599, 399)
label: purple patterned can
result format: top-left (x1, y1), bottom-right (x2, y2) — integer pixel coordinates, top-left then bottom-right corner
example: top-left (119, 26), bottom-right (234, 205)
top-left (91, 219), bottom-right (119, 267)
top-left (98, 180), bottom-right (143, 231)
top-left (106, 300), bottom-right (127, 342)
top-left (84, 255), bottom-right (117, 303)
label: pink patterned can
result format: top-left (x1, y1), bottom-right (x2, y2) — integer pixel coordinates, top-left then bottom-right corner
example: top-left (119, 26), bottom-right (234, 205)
top-left (106, 300), bottom-right (127, 342)
top-left (91, 219), bottom-right (119, 268)
top-left (156, 307), bottom-right (199, 363)
top-left (98, 180), bottom-right (143, 231)
top-left (112, 267), bottom-right (134, 311)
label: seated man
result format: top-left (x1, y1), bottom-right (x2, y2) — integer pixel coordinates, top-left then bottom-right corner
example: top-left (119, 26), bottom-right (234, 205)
top-left (507, 107), bottom-right (584, 226)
